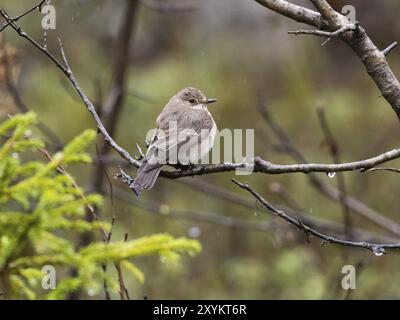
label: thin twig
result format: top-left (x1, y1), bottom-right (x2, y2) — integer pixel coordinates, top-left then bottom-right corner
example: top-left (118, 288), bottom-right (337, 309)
top-left (232, 179), bottom-right (400, 254)
top-left (112, 186), bottom-right (398, 244)
top-left (0, 0), bottom-right (45, 32)
top-left (288, 23), bottom-right (355, 38)
top-left (289, 23), bottom-right (358, 47)
top-left (364, 167), bottom-right (400, 174)
top-left (382, 42), bottom-right (398, 56)
top-left (258, 101), bottom-right (400, 237)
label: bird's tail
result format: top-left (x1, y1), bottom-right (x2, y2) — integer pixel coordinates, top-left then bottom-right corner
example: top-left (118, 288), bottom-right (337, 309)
top-left (132, 160), bottom-right (162, 197)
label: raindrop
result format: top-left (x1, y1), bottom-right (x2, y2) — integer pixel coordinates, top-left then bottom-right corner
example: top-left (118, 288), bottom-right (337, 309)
top-left (372, 247), bottom-right (385, 256)
top-left (159, 204), bottom-right (170, 215)
top-left (254, 200), bottom-right (260, 217)
top-left (327, 172), bottom-right (336, 178)
top-left (87, 288), bottom-right (96, 297)
top-left (188, 226), bottom-right (201, 238)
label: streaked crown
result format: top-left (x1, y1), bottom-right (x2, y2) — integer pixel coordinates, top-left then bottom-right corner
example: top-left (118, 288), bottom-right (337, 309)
top-left (177, 87), bottom-right (207, 104)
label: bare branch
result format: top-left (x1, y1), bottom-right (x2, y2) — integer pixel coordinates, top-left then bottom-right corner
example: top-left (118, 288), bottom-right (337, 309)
top-left (254, 0), bottom-right (400, 120)
top-left (114, 188), bottom-right (278, 233)
top-left (176, 179), bottom-right (398, 244)
top-left (158, 148), bottom-right (400, 178)
top-left (309, 0), bottom-right (345, 27)
top-left (115, 261), bottom-right (128, 300)
top-left (112, 185), bottom-right (395, 244)
top-left (288, 23), bottom-right (355, 37)
top-left (258, 102), bottom-right (400, 237)
top-left (288, 23), bottom-right (357, 46)
top-left (0, 0), bottom-right (45, 32)
top-left (0, 10), bottom-right (140, 169)
top-left (254, 0), bottom-right (323, 28)
top-left (58, 38), bottom-right (140, 167)
top-left (232, 179), bottom-right (400, 254)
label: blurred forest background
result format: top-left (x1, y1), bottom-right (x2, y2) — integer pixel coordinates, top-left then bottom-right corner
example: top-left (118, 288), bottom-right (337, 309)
top-left (1, 0), bottom-right (400, 299)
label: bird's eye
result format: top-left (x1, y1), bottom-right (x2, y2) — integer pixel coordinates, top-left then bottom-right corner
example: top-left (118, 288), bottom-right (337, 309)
top-left (189, 98), bottom-right (196, 104)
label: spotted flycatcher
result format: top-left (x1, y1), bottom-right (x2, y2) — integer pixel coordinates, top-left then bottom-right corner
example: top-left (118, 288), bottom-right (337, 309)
top-left (132, 87), bottom-right (217, 196)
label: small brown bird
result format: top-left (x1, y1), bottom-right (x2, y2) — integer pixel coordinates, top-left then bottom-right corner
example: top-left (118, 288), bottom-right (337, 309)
top-left (133, 87), bottom-right (217, 196)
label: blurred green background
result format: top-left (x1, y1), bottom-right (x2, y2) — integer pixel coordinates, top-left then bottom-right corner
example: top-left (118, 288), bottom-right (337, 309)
top-left (1, 0), bottom-right (400, 299)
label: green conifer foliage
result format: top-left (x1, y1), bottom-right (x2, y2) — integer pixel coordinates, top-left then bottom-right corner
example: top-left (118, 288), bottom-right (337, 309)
top-left (0, 112), bottom-right (201, 299)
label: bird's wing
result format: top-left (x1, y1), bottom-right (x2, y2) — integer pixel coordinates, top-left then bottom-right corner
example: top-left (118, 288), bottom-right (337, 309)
top-left (146, 109), bottom-right (214, 162)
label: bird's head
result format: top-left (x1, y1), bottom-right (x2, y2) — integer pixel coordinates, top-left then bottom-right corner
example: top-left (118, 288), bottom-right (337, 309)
top-left (176, 87), bottom-right (217, 109)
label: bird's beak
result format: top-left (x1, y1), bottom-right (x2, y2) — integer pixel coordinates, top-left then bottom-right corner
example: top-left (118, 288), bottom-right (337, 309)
top-left (205, 98), bottom-right (217, 105)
